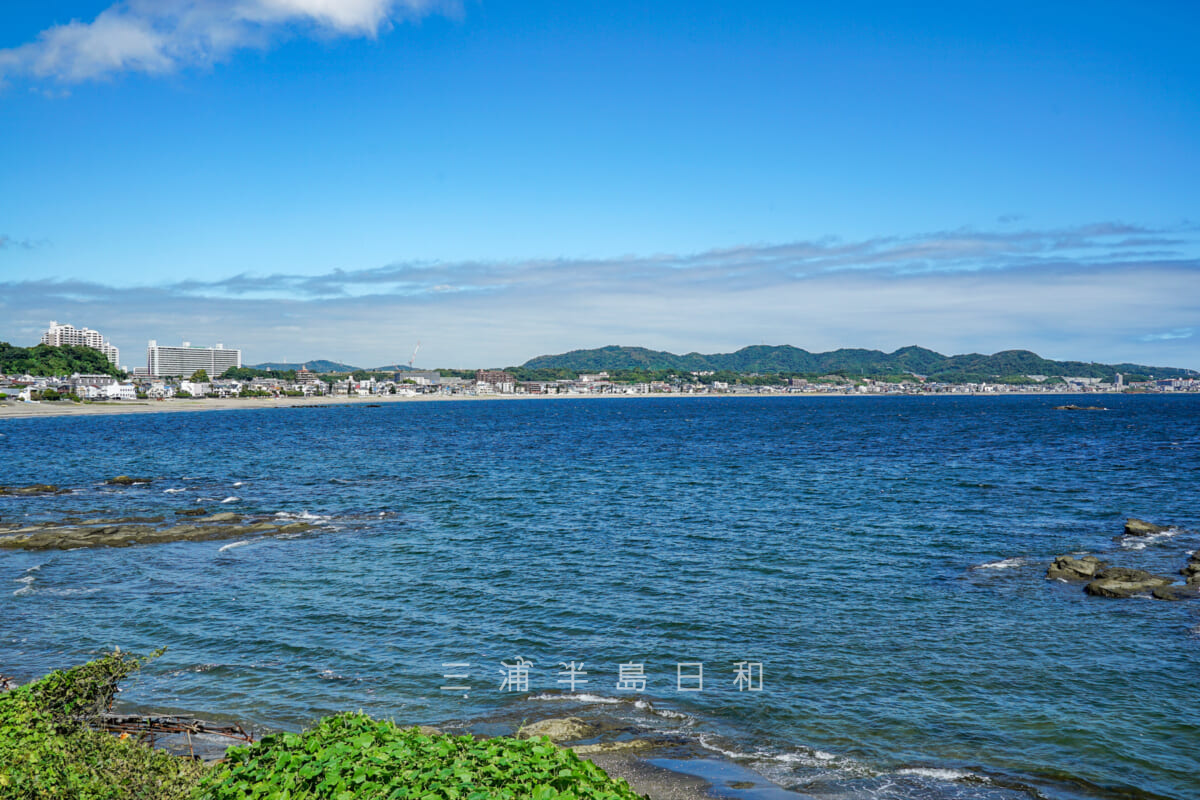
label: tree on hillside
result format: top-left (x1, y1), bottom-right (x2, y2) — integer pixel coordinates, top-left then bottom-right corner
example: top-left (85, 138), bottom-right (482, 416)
top-left (189, 369), bottom-right (209, 382)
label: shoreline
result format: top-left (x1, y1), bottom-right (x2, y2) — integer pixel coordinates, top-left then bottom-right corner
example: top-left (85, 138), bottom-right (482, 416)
top-left (0, 389), bottom-right (1145, 420)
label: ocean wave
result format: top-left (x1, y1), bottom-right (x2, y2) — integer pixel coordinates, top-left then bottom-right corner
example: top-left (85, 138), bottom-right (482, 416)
top-left (13, 575), bottom-right (36, 596)
top-left (233, 481), bottom-right (247, 487)
top-left (973, 557), bottom-right (1030, 570)
top-left (163, 488), bottom-right (187, 493)
top-left (897, 767), bottom-right (982, 782)
top-left (274, 511), bottom-right (332, 523)
top-left (1121, 528), bottom-right (1184, 550)
top-left (218, 540), bottom-right (250, 552)
top-left (220, 496), bottom-right (240, 504)
top-left (529, 692), bottom-right (622, 705)
top-left (632, 699), bottom-right (692, 720)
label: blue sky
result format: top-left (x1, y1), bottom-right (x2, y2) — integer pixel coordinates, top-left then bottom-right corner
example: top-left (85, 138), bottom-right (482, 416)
top-left (1, 1), bottom-right (1198, 369)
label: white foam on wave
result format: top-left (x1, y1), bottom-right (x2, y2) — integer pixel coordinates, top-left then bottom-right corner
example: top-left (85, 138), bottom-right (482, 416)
top-left (13, 564), bottom-right (44, 596)
top-left (632, 699), bottom-right (691, 720)
top-left (163, 488), bottom-right (186, 493)
top-left (975, 556), bottom-right (1029, 570)
top-left (220, 496), bottom-right (239, 504)
top-left (898, 767), bottom-right (979, 782)
top-left (529, 692), bottom-right (622, 705)
top-left (218, 540), bottom-right (250, 552)
top-left (1121, 527), bottom-right (1185, 550)
top-left (274, 510), bottom-right (331, 522)
top-left (233, 482), bottom-right (246, 488)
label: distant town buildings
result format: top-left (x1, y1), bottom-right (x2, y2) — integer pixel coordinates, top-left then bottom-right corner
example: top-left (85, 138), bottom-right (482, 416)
top-left (41, 321), bottom-right (119, 366)
top-left (146, 340), bottom-right (242, 377)
top-left (475, 370), bottom-right (516, 393)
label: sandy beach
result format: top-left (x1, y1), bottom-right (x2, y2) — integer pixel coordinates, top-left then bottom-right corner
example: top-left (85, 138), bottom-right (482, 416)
top-left (0, 391), bottom-right (829, 420)
top-left (0, 388), bottom-right (1100, 420)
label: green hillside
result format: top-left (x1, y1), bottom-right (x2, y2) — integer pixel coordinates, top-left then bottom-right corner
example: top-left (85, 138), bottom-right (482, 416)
top-left (250, 360), bottom-right (361, 373)
top-left (522, 345), bottom-right (1195, 381)
top-left (0, 342), bottom-right (124, 378)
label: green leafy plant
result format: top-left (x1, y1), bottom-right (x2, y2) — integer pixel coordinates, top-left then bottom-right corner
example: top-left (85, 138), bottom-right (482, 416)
top-left (198, 713), bottom-right (646, 800)
top-left (0, 648), bottom-right (206, 800)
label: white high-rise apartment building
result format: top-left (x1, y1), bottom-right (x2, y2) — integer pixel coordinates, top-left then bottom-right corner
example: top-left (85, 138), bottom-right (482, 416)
top-left (41, 321), bottom-right (120, 366)
top-left (146, 340), bottom-right (242, 377)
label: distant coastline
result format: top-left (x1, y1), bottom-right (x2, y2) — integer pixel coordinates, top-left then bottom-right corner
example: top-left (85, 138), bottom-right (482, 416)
top-left (0, 388), bottom-right (1167, 420)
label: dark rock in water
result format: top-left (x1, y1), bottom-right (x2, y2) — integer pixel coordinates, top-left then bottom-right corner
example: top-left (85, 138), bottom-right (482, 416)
top-left (0, 484), bottom-right (68, 496)
top-left (1047, 555), bottom-right (1106, 581)
top-left (0, 514), bottom-right (313, 550)
top-left (106, 475), bottom-right (152, 485)
top-left (1123, 518), bottom-right (1169, 537)
top-left (1152, 584), bottom-right (1200, 601)
top-left (1054, 404), bottom-right (1106, 411)
top-left (1085, 567), bottom-right (1174, 598)
top-left (176, 508), bottom-right (208, 516)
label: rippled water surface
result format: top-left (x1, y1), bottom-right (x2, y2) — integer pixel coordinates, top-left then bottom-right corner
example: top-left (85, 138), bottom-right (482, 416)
top-left (3, 396), bottom-right (1199, 800)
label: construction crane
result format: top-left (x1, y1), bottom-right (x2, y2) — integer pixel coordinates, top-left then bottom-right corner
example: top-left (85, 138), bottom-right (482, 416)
top-left (409, 341), bottom-right (421, 369)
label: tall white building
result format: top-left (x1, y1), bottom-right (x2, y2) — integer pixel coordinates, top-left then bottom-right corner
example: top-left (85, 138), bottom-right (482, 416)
top-left (147, 340), bottom-right (242, 378)
top-left (41, 321), bottom-right (119, 366)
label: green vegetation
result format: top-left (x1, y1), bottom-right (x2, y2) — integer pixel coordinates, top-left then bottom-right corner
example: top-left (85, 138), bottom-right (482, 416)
top-left (249, 360), bottom-right (360, 373)
top-left (0, 648), bottom-right (205, 800)
top-left (199, 713), bottom-right (644, 800)
top-left (522, 344), bottom-right (1195, 381)
top-left (0, 653), bottom-right (646, 800)
top-left (188, 370), bottom-right (209, 383)
top-left (0, 343), bottom-right (123, 378)
top-left (220, 366), bottom-right (298, 382)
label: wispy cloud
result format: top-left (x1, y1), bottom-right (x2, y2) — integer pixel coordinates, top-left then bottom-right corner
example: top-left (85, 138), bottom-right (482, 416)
top-left (0, 0), bottom-right (456, 84)
top-left (0, 235), bottom-right (39, 250)
top-left (1141, 328), bottom-right (1195, 342)
top-left (2, 222), bottom-right (1198, 370)
top-left (147, 221), bottom-right (1198, 301)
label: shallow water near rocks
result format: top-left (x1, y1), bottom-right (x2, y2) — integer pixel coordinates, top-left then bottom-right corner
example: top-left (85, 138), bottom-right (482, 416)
top-left (2, 395), bottom-right (1199, 800)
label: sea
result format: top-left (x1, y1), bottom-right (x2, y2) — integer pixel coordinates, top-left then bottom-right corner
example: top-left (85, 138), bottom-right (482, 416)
top-left (2, 394), bottom-right (1198, 800)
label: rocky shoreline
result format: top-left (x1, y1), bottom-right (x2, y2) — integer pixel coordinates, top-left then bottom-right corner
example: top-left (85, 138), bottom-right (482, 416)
top-left (1046, 518), bottom-right (1200, 601)
top-left (0, 477), bottom-right (313, 550)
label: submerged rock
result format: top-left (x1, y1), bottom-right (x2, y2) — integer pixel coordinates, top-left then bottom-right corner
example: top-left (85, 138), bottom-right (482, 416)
top-left (571, 740), bottom-right (652, 755)
top-left (0, 516), bottom-right (312, 550)
top-left (0, 484), bottom-right (68, 496)
top-left (1123, 518), bottom-right (1169, 537)
top-left (1085, 567), bottom-right (1174, 598)
top-left (105, 475), bottom-right (153, 485)
top-left (1151, 584), bottom-right (1200, 601)
top-left (1054, 405), bottom-right (1106, 411)
top-left (197, 512), bottom-right (241, 523)
top-left (517, 717), bottom-right (595, 742)
top-left (176, 508), bottom-right (209, 516)
top-left (1047, 555), bottom-right (1106, 581)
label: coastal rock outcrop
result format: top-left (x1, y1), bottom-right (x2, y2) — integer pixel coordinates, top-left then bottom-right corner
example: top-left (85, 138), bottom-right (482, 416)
top-left (1047, 555), bottom-right (1106, 581)
top-left (1084, 568), bottom-right (1174, 598)
top-left (517, 717), bottom-right (595, 742)
top-left (1123, 518), bottom-right (1169, 537)
top-left (1151, 584), bottom-right (1200, 601)
top-left (1181, 553), bottom-right (1200, 583)
top-left (1054, 404), bottom-right (1106, 411)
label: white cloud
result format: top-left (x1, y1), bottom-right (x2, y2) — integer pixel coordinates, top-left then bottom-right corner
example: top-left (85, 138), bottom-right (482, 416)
top-left (0, 0), bottom-right (453, 83)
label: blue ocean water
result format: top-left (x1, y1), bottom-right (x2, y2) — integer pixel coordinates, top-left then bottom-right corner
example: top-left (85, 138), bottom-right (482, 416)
top-left (2, 395), bottom-right (1199, 800)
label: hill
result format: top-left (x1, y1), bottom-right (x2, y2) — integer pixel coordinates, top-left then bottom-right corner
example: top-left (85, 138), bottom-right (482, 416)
top-left (522, 345), bottom-right (1196, 381)
top-left (0, 342), bottom-right (124, 378)
top-left (250, 360), bottom-right (361, 373)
